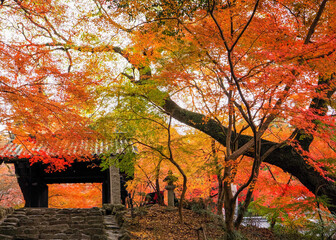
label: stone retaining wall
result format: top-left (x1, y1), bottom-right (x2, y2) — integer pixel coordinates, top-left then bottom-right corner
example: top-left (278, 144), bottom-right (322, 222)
top-left (0, 207), bottom-right (14, 221)
top-left (0, 207), bottom-right (123, 240)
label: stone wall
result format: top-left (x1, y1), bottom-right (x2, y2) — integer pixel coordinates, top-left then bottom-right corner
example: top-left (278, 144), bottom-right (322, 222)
top-left (0, 207), bottom-right (13, 221)
top-left (0, 207), bottom-right (122, 240)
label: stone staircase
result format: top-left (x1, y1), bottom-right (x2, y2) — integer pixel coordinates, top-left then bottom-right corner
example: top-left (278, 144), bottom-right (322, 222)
top-left (0, 208), bottom-right (122, 240)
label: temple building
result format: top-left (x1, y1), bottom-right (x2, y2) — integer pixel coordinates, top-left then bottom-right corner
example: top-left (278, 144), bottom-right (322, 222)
top-left (0, 137), bottom-right (125, 207)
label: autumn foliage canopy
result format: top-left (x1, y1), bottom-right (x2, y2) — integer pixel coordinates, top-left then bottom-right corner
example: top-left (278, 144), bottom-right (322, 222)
top-left (0, 0), bottom-right (335, 228)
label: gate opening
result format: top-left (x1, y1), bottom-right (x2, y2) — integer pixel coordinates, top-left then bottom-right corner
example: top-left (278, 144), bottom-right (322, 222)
top-left (48, 183), bottom-right (102, 208)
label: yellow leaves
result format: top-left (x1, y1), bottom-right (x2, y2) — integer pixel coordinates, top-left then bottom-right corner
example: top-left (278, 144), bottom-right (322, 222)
top-left (68, 44), bottom-right (116, 53)
top-left (80, 33), bottom-right (100, 45)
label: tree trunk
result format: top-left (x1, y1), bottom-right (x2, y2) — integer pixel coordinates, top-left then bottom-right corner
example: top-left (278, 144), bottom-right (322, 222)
top-left (223, 182), bottom-right (235, 235)
top-left (216, 179), bottom-right (224, 216)
top-left (155, 160), bottom-right (164, 205)
top-left (179, 173), bottom-right (187, 223)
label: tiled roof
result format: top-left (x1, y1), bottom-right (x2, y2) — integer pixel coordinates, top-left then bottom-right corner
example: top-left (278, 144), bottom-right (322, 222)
top-left (0, 138), bottom-right (125, 162)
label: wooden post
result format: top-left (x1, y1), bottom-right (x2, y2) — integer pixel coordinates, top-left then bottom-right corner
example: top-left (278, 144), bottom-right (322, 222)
top-left (102, 177), bottom-right (111, 204)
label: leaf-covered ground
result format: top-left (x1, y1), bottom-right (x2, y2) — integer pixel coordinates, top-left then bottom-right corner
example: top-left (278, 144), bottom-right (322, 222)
top-left (123, 205), bottom-right (278, 240)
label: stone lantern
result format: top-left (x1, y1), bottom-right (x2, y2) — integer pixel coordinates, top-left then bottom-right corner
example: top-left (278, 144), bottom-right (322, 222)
top-left (163, 170), bottom-right (178, 207)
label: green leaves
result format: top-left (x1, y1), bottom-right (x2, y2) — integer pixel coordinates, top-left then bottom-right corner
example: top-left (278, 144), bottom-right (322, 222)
top-left (93, 74), bottom-right (171, 177)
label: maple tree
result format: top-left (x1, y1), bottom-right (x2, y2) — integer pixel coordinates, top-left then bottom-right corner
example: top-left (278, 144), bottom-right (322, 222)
top-left (106, 0), bottom-right (336, 216)
top-left (95, 96), bottom-right (190, 222)
top-left (0, 0), bottom-right (99, 147)
top-left (0, 0), bottom-right (335, 234)
top-left (122, 127), bottom-right (215, 208)
top-left (108, 0), bottom-right (335, 231)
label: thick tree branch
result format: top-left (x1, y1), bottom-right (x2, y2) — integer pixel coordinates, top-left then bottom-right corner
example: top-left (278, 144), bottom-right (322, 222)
top-left (294, 75), bottom-right (335, 150)
top-left (162, 96), bottom-right (336, 214)
top-left (304, 0), bottom-right (329, 44)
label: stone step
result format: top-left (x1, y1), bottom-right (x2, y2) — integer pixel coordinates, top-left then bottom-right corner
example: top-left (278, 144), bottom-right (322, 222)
top-left (0, 234), bottom-right (12, 240)
top-left (105, 224), bottom-right (120, 230)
